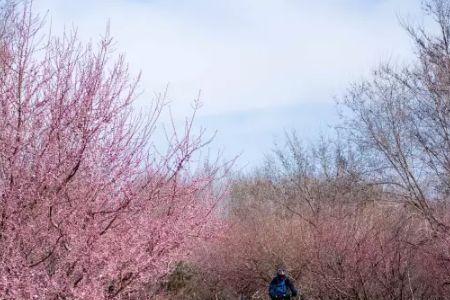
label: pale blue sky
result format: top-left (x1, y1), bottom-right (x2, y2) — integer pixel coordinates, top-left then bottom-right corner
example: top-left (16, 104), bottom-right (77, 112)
top-left (35, 0), bottom-right (423, 169)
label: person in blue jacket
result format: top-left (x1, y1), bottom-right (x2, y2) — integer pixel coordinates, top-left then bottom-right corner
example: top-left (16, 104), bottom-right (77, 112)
top-left (268, 268), bottom-right (299, 300)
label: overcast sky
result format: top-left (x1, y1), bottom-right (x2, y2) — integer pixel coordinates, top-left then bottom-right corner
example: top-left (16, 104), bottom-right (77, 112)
top-left (35, 0), bottom-right (423, 170)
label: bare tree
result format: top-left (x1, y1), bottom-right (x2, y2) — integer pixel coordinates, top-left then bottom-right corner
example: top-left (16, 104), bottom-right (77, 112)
top-left (340, 0), bottom-right (450, 231)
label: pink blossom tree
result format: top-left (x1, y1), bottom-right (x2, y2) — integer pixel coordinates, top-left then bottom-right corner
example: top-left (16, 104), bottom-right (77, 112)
top-left (0, 2), bottom-right (226, 299)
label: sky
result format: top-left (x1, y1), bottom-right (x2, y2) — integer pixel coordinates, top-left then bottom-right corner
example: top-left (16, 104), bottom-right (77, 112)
top-left (34, 0), bottom-right (423, 170)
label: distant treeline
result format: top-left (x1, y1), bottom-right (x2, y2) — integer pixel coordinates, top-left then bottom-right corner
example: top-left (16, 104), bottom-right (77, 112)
top-left (166, 0), bottom-right (450, 299)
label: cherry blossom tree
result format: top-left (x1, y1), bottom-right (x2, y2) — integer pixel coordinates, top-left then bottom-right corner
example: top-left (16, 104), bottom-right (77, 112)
top-left (0, 1), bottom-right (226, 299)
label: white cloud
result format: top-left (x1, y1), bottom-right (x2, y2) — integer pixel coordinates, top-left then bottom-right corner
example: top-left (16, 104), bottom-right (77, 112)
top-left (35, 0), bottom-right (422, 117)
top-left (33, 0), bottom-right (425, 167)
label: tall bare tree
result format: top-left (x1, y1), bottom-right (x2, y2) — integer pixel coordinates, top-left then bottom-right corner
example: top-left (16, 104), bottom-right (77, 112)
top-left (341, 0), bottom-right (450, 231)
